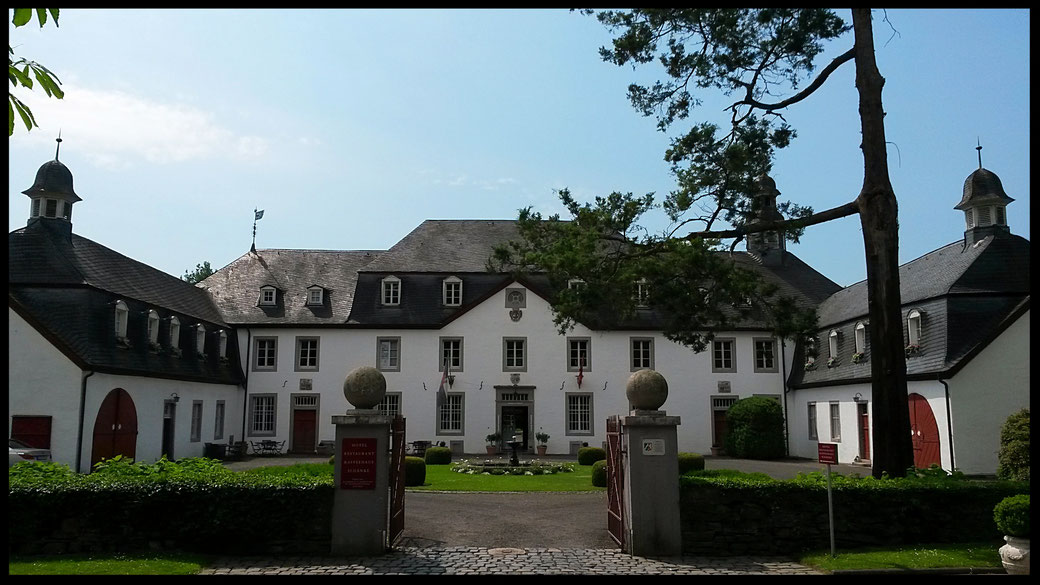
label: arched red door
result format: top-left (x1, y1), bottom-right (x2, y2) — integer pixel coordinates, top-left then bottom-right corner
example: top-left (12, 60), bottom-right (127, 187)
top-left (91, 388), bottom-right (139, 467)
top-left (908, 393), bottom-right (940, 469)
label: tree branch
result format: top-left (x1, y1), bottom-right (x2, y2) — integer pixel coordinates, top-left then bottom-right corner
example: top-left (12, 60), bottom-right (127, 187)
top-left (680, 199), bottom-right (860, 241)
top-left (736, 47), bottom-right (855, 112)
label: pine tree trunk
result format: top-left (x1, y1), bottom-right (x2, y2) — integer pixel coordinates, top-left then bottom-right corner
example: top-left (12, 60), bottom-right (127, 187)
top-left (852, 8), bottom-right (915, 478)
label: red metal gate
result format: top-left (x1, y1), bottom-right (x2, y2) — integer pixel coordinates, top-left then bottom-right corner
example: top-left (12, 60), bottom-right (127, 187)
top-left (606, 415), bottom-right (625, 550)
top-left (387, 415), bottom-right (406, 548)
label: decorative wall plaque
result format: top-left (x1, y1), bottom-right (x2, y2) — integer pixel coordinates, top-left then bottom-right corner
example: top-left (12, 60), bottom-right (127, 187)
top-left (299, 378), bottom-right (312, 391)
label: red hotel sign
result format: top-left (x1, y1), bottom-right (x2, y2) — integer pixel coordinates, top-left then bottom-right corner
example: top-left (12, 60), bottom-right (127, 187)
top-left (818, 442), bottom-right (838, 465)
top-left (340, 438), bottom-right (378, 490)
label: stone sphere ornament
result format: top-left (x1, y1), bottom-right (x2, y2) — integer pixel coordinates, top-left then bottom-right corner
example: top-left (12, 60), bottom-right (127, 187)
top-left (343, 366), bottom-right (387, 409)
top-left (626, 369), bottom-right (668, 411)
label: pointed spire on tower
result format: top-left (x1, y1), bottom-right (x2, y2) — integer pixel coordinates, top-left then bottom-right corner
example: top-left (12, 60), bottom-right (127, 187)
top-left (976, 138), bottom-right (983, 169)
top-left (55, 130), bottom-right (62, 161)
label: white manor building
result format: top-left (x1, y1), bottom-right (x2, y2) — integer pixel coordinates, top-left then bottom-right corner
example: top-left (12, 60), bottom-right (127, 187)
top-left (9, 148), bottom-right (1029, 475)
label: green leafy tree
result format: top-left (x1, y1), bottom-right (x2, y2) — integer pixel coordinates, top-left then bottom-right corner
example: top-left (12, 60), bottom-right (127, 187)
top-left (492, 9), bottom-right (913, 478)
top-left (182, 261), bottom-right (215, 284)
top-left (9, 8), bottom-right (63, 136)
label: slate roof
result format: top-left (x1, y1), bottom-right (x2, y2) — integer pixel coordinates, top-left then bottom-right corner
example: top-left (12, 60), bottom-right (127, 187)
top-left (9, 219), bottom-right (241, 384)
top-left (790, 233), bottom-right (1030, 388)
top-left (201, 248), bottom-right (382, 325)
top-left (361, 219), bottom-right (521, 273)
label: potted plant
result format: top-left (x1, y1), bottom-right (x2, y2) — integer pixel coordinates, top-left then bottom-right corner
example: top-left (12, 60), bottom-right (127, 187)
top-left (994, 494), bottom-right (1030, 575)
top-left (535, 430), bottom-right (550, 456)
top-left (485, 432), bottom-right (500, 456)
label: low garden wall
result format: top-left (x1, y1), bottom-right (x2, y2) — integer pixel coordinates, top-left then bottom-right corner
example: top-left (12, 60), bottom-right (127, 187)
top-left (679, 472), bottom-right (1029, 556)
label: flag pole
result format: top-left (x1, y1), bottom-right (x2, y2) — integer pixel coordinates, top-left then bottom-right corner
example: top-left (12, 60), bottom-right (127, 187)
top-left (251, 208), bottom-right (258, 253)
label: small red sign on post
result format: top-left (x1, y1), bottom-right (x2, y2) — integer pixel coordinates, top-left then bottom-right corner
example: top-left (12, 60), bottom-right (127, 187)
top-left (818, 442), bottom-right (838, 465)
top-left (340, 437), bottom-right (378, 490)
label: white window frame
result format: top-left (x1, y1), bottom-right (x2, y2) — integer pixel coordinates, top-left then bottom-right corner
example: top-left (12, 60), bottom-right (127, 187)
top-left (633, 279), bottom-right (650, 307)
top-left (567, 338), bottom-right (591, 372)
top-left (829, 402), bottom-right (841, 442)
top-left (379, 392), bottom-right (402, 418)
top-left (254, 337), bottom-right (277, 371)
top-left (855, 321), bottom-right (867, 354)
top-left (147, 310), bottom-right (160, 344)
top-left (907, 309), bottom-right (922, 347)
top-left (438, 393), bottom-right (464, 434)
top-left (295, 336), bottom-right (320, 371)
top-left (196, 325), bottom-right (207, 355)
top-left (381, 276), bottom-right (401, 306)
top-left (377, 337), bottom-right (401, 371)
top-left (218, 330), bottom-right (228, 358)
top-left (828, 330), bottom-right (839, 360)
top-left (630, 337), bottom-right (654, 371)
top-left (306, 287), bottom-right (324, 306)
top-left (440, 337), bottom-right (463, 372)
top-left (169, 316), bottom-right (180, 349)
top-left (259, 286), bottom-right (277, 306)
top-left (568, 278), bottom-right (587, 291)
top-left (753, 338), bottom-right (777, 373)
top-left (114, 300), bottom-right (129, 339)
top-left (566, 393), bottom-right (594, 435)
top-left (503, 337), bottom-right (527, 372)
top-left (443, 276), bottom-right (462, 307)
top-left (712, 338), bottom-right (736, 373)
top-left (249, 394), bottom-right (277, 436)
top-left (190, 400), bottom-right (203, 443)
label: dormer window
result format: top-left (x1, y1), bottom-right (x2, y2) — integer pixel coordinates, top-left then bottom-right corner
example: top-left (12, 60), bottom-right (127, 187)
top-left (568, 279), bottom-right (587, 291)
top-left (169, 317), bottom-right (181, 349)
top-left (634, 279), bottom-right (650, 307)
top-left (147, 310), bottom-right (160, 345)
top-left (258, 286), bottom-right (277, 306)
top-left (114, 300), bottom-right (129, 339)
top-left (382, 276), bottom-right (401, 306)
top-left (854, 322), bottom-right (866, 354)
top-left (306, 286), bottom-right (324, 306)
top-left (907, 309), bottom-right (922, 348)
top-left (218, 330), bottom-right (228, 358)
top-left (828, 330), bottom-right (839, 360)
top-left (196, 325), bottom-right (207, 356)
top-left (443, 276), bottom-right (462, 307)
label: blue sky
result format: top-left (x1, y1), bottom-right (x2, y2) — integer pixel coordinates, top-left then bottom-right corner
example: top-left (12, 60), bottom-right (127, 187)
top-left (9, 9), bottom-right (1030, 287)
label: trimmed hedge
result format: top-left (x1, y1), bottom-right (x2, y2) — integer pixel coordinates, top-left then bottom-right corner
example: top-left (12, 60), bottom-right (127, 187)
top-left (591, 460), bottom-right (607, 487)
top-left (678, 452), bottom-right (705, 474)
top-left (723, 396), bottom-right (785, 459)
top-left (997, 408), bottom-right (1029, 482)
top-left (577, 447), bottom-right (606, 466)
top-left (424, 446), bottom-right (452, 465)
top-left (404, 456), bottom-right (426, 486)
top-left (993, 494), bottom-right (1029, 537)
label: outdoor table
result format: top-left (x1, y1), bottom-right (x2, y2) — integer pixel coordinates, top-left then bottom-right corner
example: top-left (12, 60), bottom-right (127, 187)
top-left (411, 440), bottom-right (431, 457)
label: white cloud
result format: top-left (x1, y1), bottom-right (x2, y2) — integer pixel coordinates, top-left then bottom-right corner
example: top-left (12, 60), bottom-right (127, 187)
top-left (10, 85), bottom-right (270, 169)
top-left (429, 171), bottom-right (516, 191)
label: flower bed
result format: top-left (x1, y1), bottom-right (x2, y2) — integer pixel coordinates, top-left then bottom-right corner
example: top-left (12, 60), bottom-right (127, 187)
top-left (451, 459), bottom-right (574, 475)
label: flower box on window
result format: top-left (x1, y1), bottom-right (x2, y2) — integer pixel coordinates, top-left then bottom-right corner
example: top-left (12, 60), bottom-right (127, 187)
top-left (905, 344), bottom-right (921, 357)
top-left (827, 356), bottom-right (839, 368)
top-left (851, 352), bottom-right (865, 364)
top-left (804, 358), bottom-right (817, 371)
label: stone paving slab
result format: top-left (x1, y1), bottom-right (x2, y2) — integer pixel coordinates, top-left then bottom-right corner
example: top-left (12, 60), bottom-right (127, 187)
top-left (198, 547), bottom-right (825, 575)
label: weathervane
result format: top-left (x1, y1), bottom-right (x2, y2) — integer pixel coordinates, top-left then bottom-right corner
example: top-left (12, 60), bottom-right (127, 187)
top-left (55, 130), bottom-right (62, 161)
top-left (976, 138), bottom-right (983, 169)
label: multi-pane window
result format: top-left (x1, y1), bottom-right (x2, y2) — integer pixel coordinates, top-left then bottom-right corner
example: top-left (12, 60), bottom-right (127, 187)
top-left (712, 339), bottom-right (736, 372)
top-left (568, 338), bottom-right (590, 371)
top-left (382, 277), bottom-right (401, 305)
top-left (443, 277), bottom-right (462, 306)
top-left (296, 337), bottom-right (319, 371)
top-left (147, 310), bottom-right (160, 344)
top-left (190, 401), bottom-right (203, 442)
top-left (379, 393), bottom-right (401, 418)
top-left (255, 337), bottom-right (277, 370)
top-left (214, 400), bottom-right (225, 440)
top-left (259, 287), bottom-right (276, 306)
top-left (441, 338), bottom-right (462, 371)
top-left (377, 337), bottom-right (400, 371)
top-left (438, 393), bottom-right (463, 433)
top-left (504, 338), bottom-right (526, 371)
top-left (633, 280), bottom-right (650, 307)
top-left (566, 394), bottom-right (593, 434)
top-left (250, 395), bottom-right (276, 435)
top-left (830, 402), bottom-right (841, 441)
top-left (307, 287), bottom-right (323, 305)
top-left (808, 402), bottom-right (818, 440)
top-left (754, 338), bottom-right (776, 372)
top-left (631, 338), bottom-right (653, 370)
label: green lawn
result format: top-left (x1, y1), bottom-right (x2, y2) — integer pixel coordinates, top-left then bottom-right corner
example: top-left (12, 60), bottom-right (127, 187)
top-left (8, 553), bottom-right (208, 575)
top-left (799, 542), bottom-right (1003, 572)
top-left (410, 461), bottom-right (603, 492)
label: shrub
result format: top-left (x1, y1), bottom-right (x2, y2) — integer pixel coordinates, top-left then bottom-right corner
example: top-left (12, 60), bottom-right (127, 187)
top-left (723, 396), bottom-right (785, 459)
top-left (993, 494), bottom-right (1030, 537)
top-left (591, 460), bottom-right (607, 487)
top-left (424, 446), bottom-right (452, 465)
top-left (404, 456), bottom-right (426, 486)
top-left (577, 446), bottom-right (606, 465)
top-left (678, 452), bottom-right (705, 474)
top-left (997, 408), bottom-right (1029, 482)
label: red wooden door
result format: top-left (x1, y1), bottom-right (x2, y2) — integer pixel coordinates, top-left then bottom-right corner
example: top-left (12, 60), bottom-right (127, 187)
top-left (712, 410), bottom-right (728, 449)
top-left (91, 388), bottom-right (138, 467)
top-left (908, 393), bottom-right (940, 469)
top-left (292, 409), bottom-right (316, 454)
top-left (858, 404), bottom-right (870, 461)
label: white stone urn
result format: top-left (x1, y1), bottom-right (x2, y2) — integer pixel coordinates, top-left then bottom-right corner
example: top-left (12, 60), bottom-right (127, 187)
top-left (1000, 536), bottom-right (1030, 575)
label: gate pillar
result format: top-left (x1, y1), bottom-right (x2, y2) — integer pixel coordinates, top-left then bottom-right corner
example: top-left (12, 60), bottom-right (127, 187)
top-left (621, 369), bottom-right (682, 557)
top-left (331, 366), bottom-right (393, 556)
